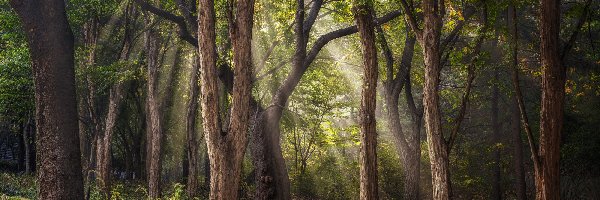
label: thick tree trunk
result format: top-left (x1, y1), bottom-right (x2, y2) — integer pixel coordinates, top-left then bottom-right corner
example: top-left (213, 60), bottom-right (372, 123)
top-left (421, 0), bottom-right (451, 199)
top-left (508, 5), bottom-right (527, 200)
top-left (145, 22), bottom-right (163, 199)
top-left (253, 108), bottom-right (291, 199)
top-left (537, 0), bottom-right (563, 199)
top-left (185, 59), bottom-right (200, 198)
top-left (354, 2), bottom-right (379, 199)
top-left (10, 0), bottom-right (85, 199)
top-left (197, 0), bottom-right (254, 198)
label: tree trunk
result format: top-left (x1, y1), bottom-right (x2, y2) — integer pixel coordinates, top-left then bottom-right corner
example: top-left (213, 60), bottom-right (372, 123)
top-left (421, 0), bottom-right (451, 199)
top-left (354, 2), bottom-right (379, 199)
top-left (380, 25), bottom-right (420, 199)
top-left (508, 5), bottom-right (527, 200)
top-left (96, 9), bottom-right (133, 194)
top-left (491, 27), bottom-right (502, 200)
top-left (10, 0), bottom-right (85, 199)
top-left (537, 0), bottom-right (563, 199)
top-left (404, 71), bottom-right (423, 200)
top-left (23, 117), bottom-right (35, 174)
top-left (512, 93), bottom-right (527, 200)
top-left (252, 108), bottom-right (291, 199)
top-left (186, 59), bottom-right (200, 198)
top-left (197, 0), bottom-right (255, 198)
top-left (145, 20), bottom-right (163, 199)
top-left (491, 67), bottom-right (502, 200)
top-left (96, 83), bottom-right (125, 196)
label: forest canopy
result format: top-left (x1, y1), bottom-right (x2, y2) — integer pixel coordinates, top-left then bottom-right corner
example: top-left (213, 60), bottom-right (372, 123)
top-left (1, 0), bottom-right (599, 199)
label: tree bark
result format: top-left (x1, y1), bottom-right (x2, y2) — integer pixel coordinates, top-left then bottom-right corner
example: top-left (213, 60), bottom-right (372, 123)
top-left (197, 0), bottom-right (255, 198)
top-left (185, 59), bottom-right (200, 198)
top-left (145, 18), bottom-right (163, 199)
top-left (537, 0), bottom-right (563, 199)
top-left (354, 2), bottom-right (379, 199)
top-left (9, 0), bottom-right (85, 199)
top-left (420, 0), bottom-right (452, 199)
top-left (508, 5), bottom-right (527, 200)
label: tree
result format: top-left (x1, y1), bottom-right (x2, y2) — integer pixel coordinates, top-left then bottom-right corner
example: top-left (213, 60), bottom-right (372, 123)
top-left (378, 25), bottom-right (420, 200)
top-left (537, 0), bottom-right (563, 198)
top-left (353, 0), bottom-right (379, 199)
top-left (95, 3), bottom-right (134, 196)
top-left (507, 4), bottom-right (527, 200)
top-left (9, 0), bottom-right (84, 199)
top-left (197, 0), bottom-right (255, 198)
top-left (145, 12), bottom-right (163, 198)
top-left (398, 0), bottom-right (487, 198)
top-left (185, 60), bottom-right (201, 198)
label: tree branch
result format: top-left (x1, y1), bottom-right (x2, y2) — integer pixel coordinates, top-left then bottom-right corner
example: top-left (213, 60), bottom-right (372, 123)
top-left (304, 9), bottom-right (402, 69)
top-left (134, 0), bottom-right (198, 47)
top-left (447, 10), bottom-right (487, 151)
top-left (561, 0), bottom-right (592, 61)
top-left (440, 6), bottom-right (477, 53)
top-left (398, 0), bottom-right (423, 40)
top-left (303, 0), bottom-right (324, 36)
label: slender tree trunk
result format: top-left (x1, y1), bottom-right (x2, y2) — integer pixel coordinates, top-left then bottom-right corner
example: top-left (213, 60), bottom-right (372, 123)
top-left (197, 0), bottom-right (255, 198)
top-left (512, 93), bottom-right (527, 200)
top-left (96, 83), bottom-right (125, 196)
top-left (145, 19), bottom-right (163, 199)
top-left (23, 117), bottom-right (34, 174)
top-left (354, 2), bottom-right (379, 199)
top-left (380, 26), bottom-right (420, 199)
top-left (186, 59), bottom-right (200, 198)
top-left (491, 67), bottom-right (502, 200)
top-left (404, 71), bottom-right (423, 200)
top-left (537, 0), bottom-right (563, 199)
top-left (490, 27), bottom-right (502, 200)
top-left (508, 5), bottom-right (527, 200)
top-left (10, 0), bottom-right (85, 198)
top-left (96, 10), bottom-right (133, 194)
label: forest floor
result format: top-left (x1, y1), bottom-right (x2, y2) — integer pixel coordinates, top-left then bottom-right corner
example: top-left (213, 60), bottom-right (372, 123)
top-left (0, 172), bottom-right (201, 200)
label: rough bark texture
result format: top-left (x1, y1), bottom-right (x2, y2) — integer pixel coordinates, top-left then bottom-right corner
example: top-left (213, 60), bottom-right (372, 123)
top-left (421, 1), bottom-right (452, 199)
top-left (9, 0), bottom-right (85, 199)
top-left (537, 0), bottom-right (563, 199)
top-left (354, 2), bottom-right (379, 199)
top-left (508, 5), bottom-right (527, 200)
top-left (145, 20), bottom-right (163, 199)
top-left (185, 59), bottom-right (200, 198)
top-left (197, 0), bottom-right (254, 198)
